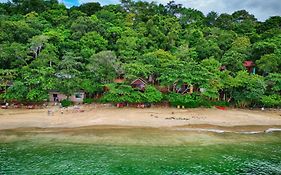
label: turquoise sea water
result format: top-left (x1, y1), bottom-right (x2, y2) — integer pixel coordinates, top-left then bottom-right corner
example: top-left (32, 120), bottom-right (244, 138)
top-left (0, 127), bottom-right (281, 175)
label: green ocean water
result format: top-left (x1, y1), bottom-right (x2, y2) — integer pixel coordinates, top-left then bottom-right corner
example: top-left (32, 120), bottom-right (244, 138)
top-left (0, 127), bottom-right (281, 175)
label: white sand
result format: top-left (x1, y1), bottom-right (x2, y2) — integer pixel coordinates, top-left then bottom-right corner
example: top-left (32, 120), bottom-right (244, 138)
top-left (0, 105), bottom-right (281, 131)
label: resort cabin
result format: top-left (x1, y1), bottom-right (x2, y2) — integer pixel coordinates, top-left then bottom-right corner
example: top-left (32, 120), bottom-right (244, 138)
top-left (131, 78), bottom-right (147, 91)
top-left (0, 81), bottom-right (13, 94)
top-left (48, 90), bottom-right (85, 103)
top-left (243, 61), bottom-right (256, 74)
top-left (172, 81), bottom-right (193, 94)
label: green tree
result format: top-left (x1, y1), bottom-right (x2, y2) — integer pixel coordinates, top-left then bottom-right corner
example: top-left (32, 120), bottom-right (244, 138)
top-left (221, 50), bottom-right (247, 72)
top-left (143, 85), bottom-right (162, 103)
top-left (58, 52), bottom-right (84, 75)
top-left (30, 43), bottom-right (59, 68)
top-left (56, 52), bottom-right (84, 98)
top-left (3, 67), bottom-right (56, 102)
top-left (231, 10), bottom-right (257, 35)
top-left (41, 4), bottom-right (68, 26)
top-left (205, 11), bottom-right (218, 26)
top-left (100, 83), bottom-right (142, 103)
top-left (87, 51), bottom-right (122, 83)
top-left (195, 39), bottom-right (222, 60)
top-left (29, 34), bottom-right (49, 59)
top-left (70, 16), bottom-right (99, 40)
top-left (215, 13), bottom-right (234, 30)
top-left (0, 69), bottom-right (17, 101)
top-left (178, 8), bottom-right (205, 27)
top-left (232, 71), bottom-right (266, 107)
top-left (0, 43), bottom-right (29, 69)
top-left (123, 62), bottom-right (153, 80)
top-left (80, 31), bottom-right (108, 58)
top-left (231, 36), bottom-right (251, 54)
top-left (77, 2), bottom-right (102, 16)
top-left (0, 20), bottom-right (38, 43)
top-left (21, 67), bottom-right (56, 102)
top-left (265, 73), bottom-right (281, 93)
top-left (3, 81), bottom-right (27, 102)
top-left (259, 16), bottom-right (281, 32)
top-left (256, 53), bottom-right (281, 73)
top-left (200, 58), bottom-right (223, 99)
top-left (261, 94), bottom-right (281, 107)
top-left (174, 44), bottom-right (198, 62)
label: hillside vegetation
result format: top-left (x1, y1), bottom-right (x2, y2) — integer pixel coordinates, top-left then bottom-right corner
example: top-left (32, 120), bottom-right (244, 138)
top-left (0, 0), bottom-right (280, 107)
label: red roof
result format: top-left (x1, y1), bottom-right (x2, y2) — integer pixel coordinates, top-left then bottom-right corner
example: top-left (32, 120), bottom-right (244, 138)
top-left (243, 61), bottom-right (254, 67)
top-left (131, 78), bottom-right (147, 85)
top-left (114, 78), bottom-right (125, 83)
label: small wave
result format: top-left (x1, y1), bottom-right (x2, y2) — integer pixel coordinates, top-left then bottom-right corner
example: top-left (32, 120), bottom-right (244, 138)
top-left (174, 128), bottom-right (226, 133)
top-left (235, 131), bottom-right (263, 134)
top-left (265, 128), bottom-right (281, 133)
top-left (174, 128), bottom-right (281, 134)
top-left (198, 129), bottom-right (226, 133)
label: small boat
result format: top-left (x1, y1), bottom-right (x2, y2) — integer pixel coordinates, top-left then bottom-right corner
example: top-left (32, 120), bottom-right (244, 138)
top-left (1, 105), bottom-right (8, 109)
top-left (215, 106), bottom-right (226, 110)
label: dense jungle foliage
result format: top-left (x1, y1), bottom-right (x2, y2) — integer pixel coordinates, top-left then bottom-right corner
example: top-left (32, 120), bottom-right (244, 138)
top-left (0, 0), bottom-right (280, 107)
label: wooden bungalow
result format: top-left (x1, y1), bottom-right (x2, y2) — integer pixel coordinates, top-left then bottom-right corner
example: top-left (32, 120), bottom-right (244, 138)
top-left (172, 81), bottom-right (194, 94)
top-left (131, 78), bottom-right (147, 91)
top-left (48, 90), bottom-right (85, 103)
top-left (0, 81), bottom-right (13, 95)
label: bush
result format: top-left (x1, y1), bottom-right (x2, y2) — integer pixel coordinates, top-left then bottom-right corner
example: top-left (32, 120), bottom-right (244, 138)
top-left (61, 99), bottom-right (73, 107)
top-left (211, 101), bottom-right (230, 107)
top-left (83, 98), bottom-right (94, 104)
top-left (261, 95), bottom-right (281, 107)
top-left (100, 84), bottom-right (162, 104)
top-left (232, 72), bottom-right (266, 107)
top-left (196, 96), bottom-right (213, 108)
top-left (99, 84), bottom-right (139, 103)
top-left (143, 86), bottom-right (163, 103)
top-left (167, 93), bottom-right (202, 108)
top-left (167, 93), bottom-right (231, 108)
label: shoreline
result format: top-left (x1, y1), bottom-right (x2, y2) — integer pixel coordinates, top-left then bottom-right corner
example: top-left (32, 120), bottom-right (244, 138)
top-left (1, 124), bottom-right (281, 134)
top-left (0, 106), bottom-right (281, 132)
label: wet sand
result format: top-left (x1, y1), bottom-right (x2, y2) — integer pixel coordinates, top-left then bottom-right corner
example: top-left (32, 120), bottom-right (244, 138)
top-left (0, 105), bottom-right (281, 132)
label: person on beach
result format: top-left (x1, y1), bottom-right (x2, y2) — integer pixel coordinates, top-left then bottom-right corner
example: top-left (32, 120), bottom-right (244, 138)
top-left (47, 109), bottom-right (51, 116)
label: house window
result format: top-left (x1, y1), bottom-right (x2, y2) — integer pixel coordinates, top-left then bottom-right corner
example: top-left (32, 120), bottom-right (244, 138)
top-left (53, 94), bottom-right (59, 102)
top-left (75, 93), bottom-right (82, 99)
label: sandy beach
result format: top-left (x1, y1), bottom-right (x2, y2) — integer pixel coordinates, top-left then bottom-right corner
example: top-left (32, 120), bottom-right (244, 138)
top-left (0, 105), bottom-right (281, 132)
